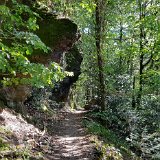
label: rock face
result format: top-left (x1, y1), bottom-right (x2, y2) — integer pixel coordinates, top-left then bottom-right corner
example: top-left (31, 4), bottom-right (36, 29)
top-left (0, 1), bottom-right (82, 110)
top-left (30, 17), bottom-right (80, 64)
top-left (0, 86), bottom-right (31, 103)
top-left (52, 46), bottom-right (82, 102)
top-left (30, 7), bottom-right (82, 102)
top-left (0, 86), bottom-right (32, 114)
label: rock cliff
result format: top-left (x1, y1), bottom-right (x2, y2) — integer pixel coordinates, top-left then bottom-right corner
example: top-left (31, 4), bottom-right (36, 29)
top-left (0, 0), bottom-right (82, 113)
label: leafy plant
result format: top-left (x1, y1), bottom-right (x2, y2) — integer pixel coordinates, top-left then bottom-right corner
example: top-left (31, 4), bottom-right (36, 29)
top-left (0, 0), bottom-right (66, 87)
top-left (0, 138), bottom-right (10, 151)
top-left (83, 120), bottom-right (138, 160)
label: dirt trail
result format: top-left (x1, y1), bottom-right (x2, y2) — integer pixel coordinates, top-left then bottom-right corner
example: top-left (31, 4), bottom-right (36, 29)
top-left (45, 109), bottom-right (96, 160)
top-left (0, 108), bottom-right (97, 160)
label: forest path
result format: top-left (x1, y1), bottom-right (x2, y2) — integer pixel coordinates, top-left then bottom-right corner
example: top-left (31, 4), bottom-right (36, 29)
top-left (0, 107), bottom-right (97, 159)
top-left (44, 108), bottom-right (96, 160)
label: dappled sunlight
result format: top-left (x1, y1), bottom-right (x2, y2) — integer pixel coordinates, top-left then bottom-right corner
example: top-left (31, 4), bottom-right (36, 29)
top-left (44, 109), bottom-right (95, 159)
top-left (0, 108), bottom-right (96, 159)
top-left (52, 136), bottom-right (92, 159)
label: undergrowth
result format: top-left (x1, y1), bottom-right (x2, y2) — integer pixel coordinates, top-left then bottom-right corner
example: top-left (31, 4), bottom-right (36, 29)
top-left (83, 119), bottom-right (140, 160)
top-left (0, 137), bottom-right (9, 151)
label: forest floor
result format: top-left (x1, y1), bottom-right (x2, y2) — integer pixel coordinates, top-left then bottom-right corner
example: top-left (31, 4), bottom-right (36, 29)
top-left (0, 107), bottom-right (98, 160)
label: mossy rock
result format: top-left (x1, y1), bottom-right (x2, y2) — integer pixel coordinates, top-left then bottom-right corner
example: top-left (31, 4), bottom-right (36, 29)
top-left (36, 18), bottom-right (78, 49)
top-left (30, 16), bottom-right (79, 64)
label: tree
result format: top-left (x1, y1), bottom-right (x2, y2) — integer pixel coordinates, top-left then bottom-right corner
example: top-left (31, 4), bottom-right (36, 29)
top-left (95, 0), bottom-right (106, 111)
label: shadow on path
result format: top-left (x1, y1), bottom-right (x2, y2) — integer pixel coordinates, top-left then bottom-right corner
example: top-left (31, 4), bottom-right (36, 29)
top-left (0, 107), bottom-right (98, 160)
top-left (44, 109), bottom-right (96, 160)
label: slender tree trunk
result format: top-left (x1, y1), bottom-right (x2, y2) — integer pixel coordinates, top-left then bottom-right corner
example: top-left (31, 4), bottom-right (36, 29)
top-left (85, 86), bottom-right (90, 103)
top-left (130, 53), bottom-right (136, 108)
top-left (119, 22), bottom-right (123, 71)
top-left (132, 76), bottom-right (136, 108)
top-left (137, 0), bottom-right (145, 107)
top-left (95, 0), bottom-right (106, 111)
top-left (137, 54), bottom-right (143, 106)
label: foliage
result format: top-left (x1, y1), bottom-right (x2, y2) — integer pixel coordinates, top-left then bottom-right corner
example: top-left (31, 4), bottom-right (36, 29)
top-left (0, 137), bottom-right (9, 151)
top-left (83, 120), bottom-right (138, 160)
top-left (0, 0), bottom-right (159, 159)
top-left (61, 0), bottom-right (160, 158)
top-left (88, 95), bottom-right (160, 159)
top-left (0, 0), bottom-right (66, 87)
top-left (27, 87), bottom-right (61, 112)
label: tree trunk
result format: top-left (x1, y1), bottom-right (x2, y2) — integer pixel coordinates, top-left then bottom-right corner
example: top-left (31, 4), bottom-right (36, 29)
top-left (132, 76), bottom-right (136, 108)
top-left (137, 0), bottom-right (145, 107)
top-left (119, 22), bottom-right (123, 72)
top-left (95, 0), bottom-right (106, 111)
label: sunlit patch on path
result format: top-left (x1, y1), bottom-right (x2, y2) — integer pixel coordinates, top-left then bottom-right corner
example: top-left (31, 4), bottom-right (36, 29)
top-left (0, 108), bottom-right (97, 159)
top-left (45, 109), bottom-right (96, 160)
